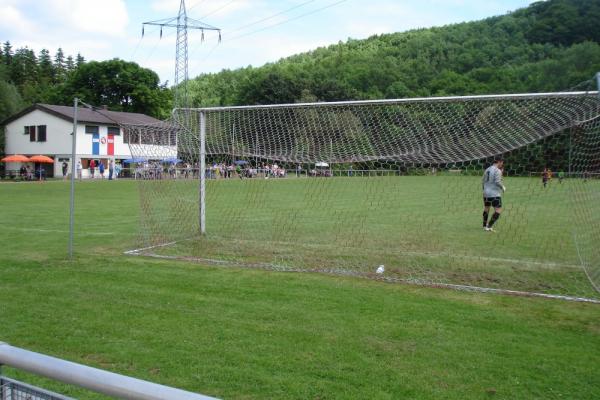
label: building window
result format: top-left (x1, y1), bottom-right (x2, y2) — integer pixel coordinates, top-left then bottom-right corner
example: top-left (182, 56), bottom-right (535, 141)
top-left (24, 126), bottom-right (29, 135)
top-left (85, 125), bottom-right (99, 134)
top-left (37, 125), bottom-right (47, 142)
top-left (107, 126), bottom-right (120, 136)
top-left (29, 126), bottom-right (36, 142)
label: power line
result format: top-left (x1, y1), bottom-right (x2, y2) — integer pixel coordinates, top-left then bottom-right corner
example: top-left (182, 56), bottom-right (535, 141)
top-left (187, 0), bottom-right (207, 12)
top-left (199, 0), bottom-right (237, 19)
top-left (142, 36), bottom-right (165, 65)
top-left (142, 0), bottom-right (221, 107)
top-left (188, 0), bottom-right (346, 76)
top-left (132, 24), bottom-right (164, 59)
top-left (226, 0), bottom-right (317, 35)
top-left (131, 36), bottom-right (144, 59)
top-left (140, 26), bottom-right (180, 66)
top-left (192, 0), bottom-right (323, 44)
top-left (188, 0), bottom-right (323, 58)
top-left (226, 0), bottom-right (349, 42)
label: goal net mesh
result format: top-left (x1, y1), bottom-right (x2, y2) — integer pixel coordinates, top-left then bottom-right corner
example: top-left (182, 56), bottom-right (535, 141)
top-left (124, 90), bottom-right (600, 301)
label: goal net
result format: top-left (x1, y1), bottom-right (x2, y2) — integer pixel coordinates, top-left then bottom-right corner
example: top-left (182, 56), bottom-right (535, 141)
top-left (123, 90), bottom-right (600, 302)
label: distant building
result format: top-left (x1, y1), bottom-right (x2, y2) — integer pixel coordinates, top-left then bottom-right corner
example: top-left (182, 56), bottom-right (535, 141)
top-left (1, 104), bottom-right (175, 178)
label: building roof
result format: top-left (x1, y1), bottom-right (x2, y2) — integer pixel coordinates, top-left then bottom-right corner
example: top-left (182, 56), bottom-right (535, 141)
top-left (1, 103), bottom-right (163, 126)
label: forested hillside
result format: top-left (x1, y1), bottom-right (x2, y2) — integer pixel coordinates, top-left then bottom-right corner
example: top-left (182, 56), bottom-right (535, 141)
top-left (189, 0), bottom-right (600, 107)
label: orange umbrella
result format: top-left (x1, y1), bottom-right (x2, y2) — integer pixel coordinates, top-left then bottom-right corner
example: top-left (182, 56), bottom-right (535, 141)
top-left (1, 154), bottom-right (30, 163)
top-left (28, 155), bottom-right (54, 163)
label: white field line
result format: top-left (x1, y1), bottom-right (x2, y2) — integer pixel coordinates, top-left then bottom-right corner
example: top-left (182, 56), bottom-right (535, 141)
top-left (130, 236), bottom-right (579, 270)
top-left (3, 227), bottom-right (116, 236)
top-left (124, 240), bottom-right (600, 304)
top-left (124, 240), bottom-right (180, 255)
top-left (398, 279), bottom-right (600, 304)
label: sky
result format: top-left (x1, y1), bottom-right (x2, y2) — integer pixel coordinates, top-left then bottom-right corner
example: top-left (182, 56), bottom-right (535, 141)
top-left (0, 0), bottom-right (539, 84)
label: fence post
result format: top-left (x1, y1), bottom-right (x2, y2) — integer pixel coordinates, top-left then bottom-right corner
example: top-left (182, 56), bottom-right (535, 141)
top-left (68, 98), bottom-right (78, 259)
top-left (199, 111), bottom-right (206, 235)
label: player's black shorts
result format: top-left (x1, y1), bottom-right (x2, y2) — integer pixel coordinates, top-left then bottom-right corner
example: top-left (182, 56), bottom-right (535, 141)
top-left (483, 196), bottom-right (502, 208)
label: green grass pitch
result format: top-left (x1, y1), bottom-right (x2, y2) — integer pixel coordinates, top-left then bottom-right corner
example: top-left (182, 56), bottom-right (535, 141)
top-left (0, 178), bottom-right (599, 399)
top-left (143, 174), bottom-right (598, 298)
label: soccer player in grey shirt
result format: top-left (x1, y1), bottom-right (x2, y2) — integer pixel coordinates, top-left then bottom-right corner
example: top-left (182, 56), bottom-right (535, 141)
top-left (482, 157), bottom-right (506, 232)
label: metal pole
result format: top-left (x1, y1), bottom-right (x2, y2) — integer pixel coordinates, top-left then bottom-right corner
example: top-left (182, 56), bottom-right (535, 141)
top-left (0, 342), bottom-right (219, 400)
top-left (68, 98), bottom-right (78, 259)
top-left (596, 72), bottom-right (600, 96)
top-left (568, 127), bottom-right (573, 177)
top-left (330, 137), bottom-right (333, 176)
top-left (232, 123), bottom-right (235, 164)
top-left (199, 111), bottom-right (206, 235)
top-left (182, 91), bottom-right (599, 112)
top-left (254, 128), bottom-right (258, 171)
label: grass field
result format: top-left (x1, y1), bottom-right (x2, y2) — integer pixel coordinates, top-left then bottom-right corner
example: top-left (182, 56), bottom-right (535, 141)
top-left (1, 178), bottom-right (599, 399)
top-left (140, 174), bottom-right (599, 299)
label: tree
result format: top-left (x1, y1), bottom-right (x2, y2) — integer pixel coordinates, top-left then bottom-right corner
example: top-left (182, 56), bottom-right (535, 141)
top-left (524, 0), bottom-right (600, 46)
top-left (9, 48), bottom-right (37, 88)
top-left (0, 80), bottom-right (24, 156)
top-left (65, 55), bottom-right (75, 72)
top-left (59, 58), bottom-right (171, 118)
top-left (76, 53), bottom-right (85, 67)
top-left (38, 49), bottom-right (54, 83)
top-left (54, 48), bottom-right (66, 83)
top-left (2, 41), bottom-right (12, 65)
top-left (239, 69), bottom-right (302, 105)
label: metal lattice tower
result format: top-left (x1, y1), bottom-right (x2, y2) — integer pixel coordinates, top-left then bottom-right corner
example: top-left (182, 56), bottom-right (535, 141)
top-left (143, 0), bottom-right (221, 108)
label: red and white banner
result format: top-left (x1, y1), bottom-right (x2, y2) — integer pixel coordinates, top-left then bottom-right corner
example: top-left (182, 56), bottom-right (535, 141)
top-left (107, 134), bottom-right (115, 156)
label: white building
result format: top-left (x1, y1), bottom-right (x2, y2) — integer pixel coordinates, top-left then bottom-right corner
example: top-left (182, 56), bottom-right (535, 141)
top-left (2, 104), bottom-right (176, 178)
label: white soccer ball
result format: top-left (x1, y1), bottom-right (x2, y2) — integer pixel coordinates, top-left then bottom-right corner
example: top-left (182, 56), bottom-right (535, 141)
top-left (376, 265), bottom-right (385, 274)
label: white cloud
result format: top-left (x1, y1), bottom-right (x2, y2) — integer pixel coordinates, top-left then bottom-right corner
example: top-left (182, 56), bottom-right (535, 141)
top-left (0, 0), bottom-right (128, 61)
top-left (0, 0), bottom-right (128, 41)
top-left (0, 4), bottom-right (36, 37)
top-left (40, 0), bottom-right (129, 36)
top-left (72, 0), bottom-right (129, 36)
top-left (150, 0), bottom-right (182, 13)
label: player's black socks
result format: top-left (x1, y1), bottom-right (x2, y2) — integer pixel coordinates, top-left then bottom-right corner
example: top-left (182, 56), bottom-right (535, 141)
top-left (488, 212), bottom-right (501, 228)
top-left (483, 211), bottom-right (489, 227)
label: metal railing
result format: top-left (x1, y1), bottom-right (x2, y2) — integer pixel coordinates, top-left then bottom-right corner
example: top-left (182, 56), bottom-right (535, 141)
top-left (1, 376), bottom-right (75, 400)
top-left (0, 343), bottom-right (219, 400)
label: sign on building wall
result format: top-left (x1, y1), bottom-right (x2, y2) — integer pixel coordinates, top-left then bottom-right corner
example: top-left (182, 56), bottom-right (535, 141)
top-left (92, 133), bottom-right (100, 155)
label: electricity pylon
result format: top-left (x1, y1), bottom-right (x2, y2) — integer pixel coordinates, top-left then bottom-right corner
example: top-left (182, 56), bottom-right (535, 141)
top-left (143, 0), bottom-right (221, 108)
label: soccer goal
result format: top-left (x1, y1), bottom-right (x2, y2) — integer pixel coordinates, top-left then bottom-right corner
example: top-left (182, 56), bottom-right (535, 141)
top-left (123, 89), bottom-right (600, 302)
